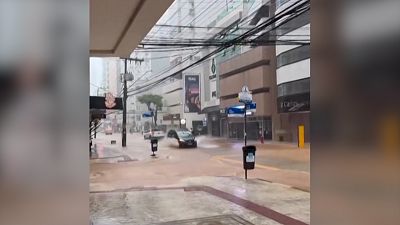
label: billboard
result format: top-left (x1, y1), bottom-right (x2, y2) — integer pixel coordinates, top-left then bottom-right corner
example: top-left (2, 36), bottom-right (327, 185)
top-left (184, 75), bottom-right (201, 113)
top-left (89, 96), bottom-right (123, 110)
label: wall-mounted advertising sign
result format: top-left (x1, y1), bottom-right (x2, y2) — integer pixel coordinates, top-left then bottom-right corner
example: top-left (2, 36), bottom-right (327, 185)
top-left (184, 75), bottom-right (201, 113)
top-left (90, 96), bottom-right (123, 110)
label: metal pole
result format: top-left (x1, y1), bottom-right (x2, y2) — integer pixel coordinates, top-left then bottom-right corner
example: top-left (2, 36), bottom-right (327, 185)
top-left (94, 120), bottom-right (98, 139)
top-left (244, 104), bottom-right (247, 146)
top-left (122, 59), bottom-right (127, 147)
top-left (245, 168), bottom-right (248, 180)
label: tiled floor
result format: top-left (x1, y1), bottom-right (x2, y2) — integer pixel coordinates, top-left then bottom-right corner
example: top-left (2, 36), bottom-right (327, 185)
top-left (155, 214), bottom-right (255, 225)
top-left (90, 177), bottom-right (309, 225)
top-left (91, 189), bottom-right (281, 225)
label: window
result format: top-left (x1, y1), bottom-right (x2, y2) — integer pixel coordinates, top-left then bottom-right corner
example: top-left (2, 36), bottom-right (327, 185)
top-left (278, 78), bottom-right (310, 97)
top-left (275, 10), bottom-right (309, 36)
top-left (277, 45), bottom-right (310, 68)
top-left (276, 0), bottom-right (291, 9)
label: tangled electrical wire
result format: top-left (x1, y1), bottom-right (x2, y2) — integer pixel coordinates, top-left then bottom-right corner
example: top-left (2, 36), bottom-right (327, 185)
top-left (128, 0), bottom-right (310, 96)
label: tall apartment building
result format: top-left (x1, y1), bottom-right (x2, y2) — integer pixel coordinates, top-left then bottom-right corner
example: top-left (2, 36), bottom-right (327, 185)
top-left (90, 57), bottom-right (121, 97)
top-left (104, 58), bottom-right (122, 96)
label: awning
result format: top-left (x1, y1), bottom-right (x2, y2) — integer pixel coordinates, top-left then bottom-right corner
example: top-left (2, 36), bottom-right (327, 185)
top-left (201, 105), bottom-right (221, 114)
top-left (90, 0), bottom-right (174, 57)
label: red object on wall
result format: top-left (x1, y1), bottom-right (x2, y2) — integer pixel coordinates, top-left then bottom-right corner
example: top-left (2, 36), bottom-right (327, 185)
top-left (259, 130), bottom-right (264, 144)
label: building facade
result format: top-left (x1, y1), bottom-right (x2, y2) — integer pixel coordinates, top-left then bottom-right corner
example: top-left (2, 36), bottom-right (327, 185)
top-left (274, 0), bottom-right (310, 142)
top-left (125, 0), bottom-right (310, 142)
top-left (201, 0), bottom-right (264, 137)
top-left (219, 46), bottom-right (278, 140)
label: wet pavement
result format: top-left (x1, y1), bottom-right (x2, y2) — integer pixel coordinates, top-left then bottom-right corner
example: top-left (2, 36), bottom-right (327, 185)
top-left (90, 177), bottom-right (309, 225)
top-left (90, 133), bottom-right (310, 225)
top-left (91, 133), bottom-right (309, 191)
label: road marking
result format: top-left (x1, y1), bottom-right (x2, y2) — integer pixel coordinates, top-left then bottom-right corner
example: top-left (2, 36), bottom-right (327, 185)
top-left (212, 156), bottom-right (309, 175)
top-left (214, 157), bottom-right (280, 171)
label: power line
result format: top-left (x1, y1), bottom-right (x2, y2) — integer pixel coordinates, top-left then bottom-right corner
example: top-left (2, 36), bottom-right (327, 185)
top-left (139, 40), bottom-right (309, 47)
top-left (128, 0), bottom-right (310, 96)
top-left (134, 1), bottom-right (310, 94)
top-left (135, 46), bottom-right (204, 52)
top-left (135, 6), bottom-right (257, 80)
top-left (90, 83), bottom-right (106, 90)
top-left (154, 24), bottom-right (251, 30)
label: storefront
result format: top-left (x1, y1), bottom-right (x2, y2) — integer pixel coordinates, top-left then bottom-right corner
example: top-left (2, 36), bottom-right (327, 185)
top-left (202, 106), bottom-right (222, 137)
top-left (276, 78), bottom-right (310, 142)
top-left (221, 115), bottom-right (272, 141)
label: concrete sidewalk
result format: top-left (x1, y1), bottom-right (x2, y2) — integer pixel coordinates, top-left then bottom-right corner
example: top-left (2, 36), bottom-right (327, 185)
top-left (90, 176), bottom-right (310, 225)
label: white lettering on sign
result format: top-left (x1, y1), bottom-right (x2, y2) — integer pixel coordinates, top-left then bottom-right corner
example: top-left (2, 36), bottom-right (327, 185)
top-left (246, 153), bottom-right (255, 163)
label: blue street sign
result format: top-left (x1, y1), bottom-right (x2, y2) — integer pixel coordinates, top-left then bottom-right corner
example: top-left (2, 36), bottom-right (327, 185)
top-left (246, 102), bottom-right (256, 110)
top-left (226, 102), bottom-right (256, 115)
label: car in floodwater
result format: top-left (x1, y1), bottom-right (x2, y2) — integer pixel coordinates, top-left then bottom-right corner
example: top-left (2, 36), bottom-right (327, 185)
top-left (166, 128), bottom-right (197, 148)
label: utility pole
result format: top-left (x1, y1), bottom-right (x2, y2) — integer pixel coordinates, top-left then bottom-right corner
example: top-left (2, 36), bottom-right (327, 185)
top-left (244, 104), bottom-right (247, 146)
top-left (121, 57), bottom-right (143, 147)
top-left (122, 59), bottom-right (128, 147)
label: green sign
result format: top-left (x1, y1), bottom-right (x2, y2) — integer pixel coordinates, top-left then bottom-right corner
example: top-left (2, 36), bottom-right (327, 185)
top-left (211, 58), bottom-right (216, 74)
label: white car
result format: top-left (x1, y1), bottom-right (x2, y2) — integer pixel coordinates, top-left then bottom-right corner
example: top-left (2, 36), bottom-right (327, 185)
top-left (143, 128), bottom-right (165, 139)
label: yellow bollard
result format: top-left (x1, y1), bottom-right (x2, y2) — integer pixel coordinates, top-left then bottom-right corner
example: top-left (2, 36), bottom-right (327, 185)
top-left (380, 115), bottom-right (400, 159)
top-left (298, 125), bottom-right (305, 148)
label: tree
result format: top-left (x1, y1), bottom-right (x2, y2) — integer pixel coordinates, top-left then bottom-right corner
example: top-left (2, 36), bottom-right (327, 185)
top-left (137, 94), bottom-right (163, 127)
